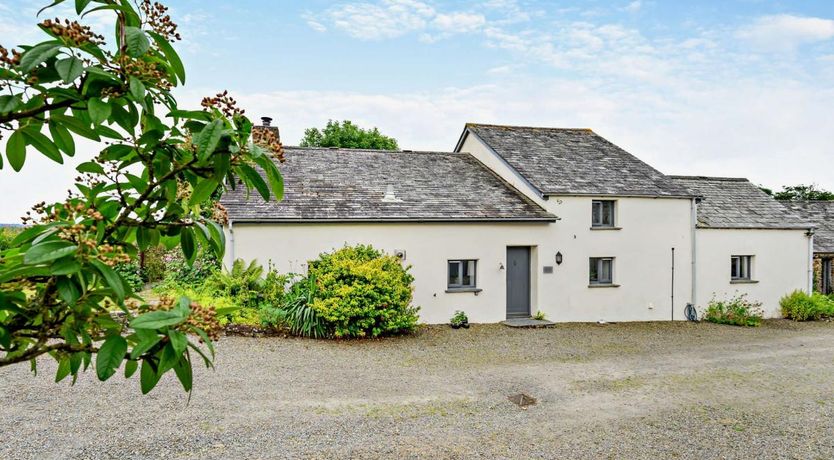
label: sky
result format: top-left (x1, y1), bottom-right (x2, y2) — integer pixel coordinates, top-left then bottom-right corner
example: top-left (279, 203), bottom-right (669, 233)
top-left (1, 0), bottom-right (834, 222)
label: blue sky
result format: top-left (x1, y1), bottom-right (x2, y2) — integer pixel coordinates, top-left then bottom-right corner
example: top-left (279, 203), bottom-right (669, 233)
top-left (1, 0), bottom-right (834, 221)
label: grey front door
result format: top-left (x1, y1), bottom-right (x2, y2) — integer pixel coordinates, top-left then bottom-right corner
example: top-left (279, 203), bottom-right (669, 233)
top-left (506, 247), bottom-right (531, 318)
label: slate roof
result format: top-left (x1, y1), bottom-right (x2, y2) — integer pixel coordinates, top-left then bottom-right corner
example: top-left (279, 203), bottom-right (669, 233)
top-left (782, 201), bottom-right (834, 253)
top-left (459, 124), bottom-right (694, 198)
top-left (668, 176), bottom-right (812, 230)
top-left (221, 147), bottom-right (556, 222)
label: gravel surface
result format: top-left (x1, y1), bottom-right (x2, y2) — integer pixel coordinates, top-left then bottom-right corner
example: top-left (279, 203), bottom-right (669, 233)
top-left (3, 320), bottom-right (834, 459)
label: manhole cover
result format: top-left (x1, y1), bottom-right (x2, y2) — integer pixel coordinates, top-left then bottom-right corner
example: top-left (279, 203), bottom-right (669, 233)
top-left (508, 393), bottom-right (536, 408)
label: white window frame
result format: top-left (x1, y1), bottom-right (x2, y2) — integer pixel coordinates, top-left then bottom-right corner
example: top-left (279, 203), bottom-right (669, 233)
top-left (589, 257), bottom-right (614, 285)
top-left (731, 255), bottom-right (753, 281)
top-left (591, 200), bottom-right (616, 228)
top-left (448, 259), bottom-right (477, 289)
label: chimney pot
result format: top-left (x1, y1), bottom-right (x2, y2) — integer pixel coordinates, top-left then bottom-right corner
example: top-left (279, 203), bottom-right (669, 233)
top-left (261, 116), bottom-right (273, 127)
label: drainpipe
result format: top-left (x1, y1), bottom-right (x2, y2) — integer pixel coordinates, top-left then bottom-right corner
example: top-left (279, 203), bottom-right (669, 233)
top-left (807, 231), bottom-right (814, 294)
top-left (227, 219), bottom-right (235, 271)
top-left (690, 198), bottom-right (699, 309)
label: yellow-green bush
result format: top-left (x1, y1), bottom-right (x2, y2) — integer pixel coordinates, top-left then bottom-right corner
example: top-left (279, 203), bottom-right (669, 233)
top-left (780, 290), bottom-right (834, 321)
top-left (307, 245), bottom-right (419, 338)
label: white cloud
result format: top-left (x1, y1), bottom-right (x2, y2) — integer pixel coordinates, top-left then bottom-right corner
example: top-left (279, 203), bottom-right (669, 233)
top-left (432, 12), bottom-right (486, 33)
top-left (623, 1), bottom-right (642, 13)
top-left (737, 14), bottom-right (834, 52)
top-left (322, 0), bottom-right (436, 40)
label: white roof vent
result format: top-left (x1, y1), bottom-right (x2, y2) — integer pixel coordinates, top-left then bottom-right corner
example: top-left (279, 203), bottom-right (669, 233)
top-left (382, 185), bottom-right (403, 203)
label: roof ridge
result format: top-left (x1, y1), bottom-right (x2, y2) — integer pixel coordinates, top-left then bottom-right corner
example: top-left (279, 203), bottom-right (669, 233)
top-left (284, 146), bottom-right (459, 155)
top-left (668, 175), bottom-right (750, 182)
top-left (466, 123), bottom-right (594, 132)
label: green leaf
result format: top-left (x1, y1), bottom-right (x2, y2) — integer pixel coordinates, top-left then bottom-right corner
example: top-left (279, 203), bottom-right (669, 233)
top-left (50, 114), bottom-right (100, 141)
top-left (214, 306), bottom-right (241, 316)
top-left (130, 329), bottom-right (163, 359)
top-left (124, 27), bottom-right (150, 57)
top-left (180, 227), bottom-right (195, 264)
top-left (52, 258), bottom-right (81, 275)
top-left (0, 326), bottom-right (10, 349)
top-left (206, 220), bottom-right (226, 257)
top-left (167, 330), bottom-right (187, 356)
top-left (76, 161), bottom-right (105, 174)
top-left (24, 241), bottom-right (77, 265)
top-left (140, 358), bottom-right (161, 394)
top-left (96, 335), bottom-right (127, 381)
top-left (75, 0), bottom-right (92, 14)
top-left (56, 277), bottom-right (81, 304)
top-left (173, 354), bottom-right (193, 392)
top-left (55, 56), bottom-right (84, 83)
top-left (130, 310), bottom-right (188, 330)
top-left (196, 119), bottom-right (224, 160)
top-left (255, 155), bottom-right (284, 201)
top-left (6, 129), bottom-right (26, 172)
top-left (87, 97), bottom-right (111, 125)
top-left (189, 178), bottom-right (218, 207)
top-left (22, 127), bottom-right (62, 164)
top-left (48, 120), bottom-right (75, 156)
top-left (90, 259), bottom-right (125, 301)
top-left (55, 356), bottom-right (71, 383)
top-left (0, 95), bottom-right (20, 114)
top-left (129, 76), bottom-right (145, 101)
top-left (239, 163), bottom-right (270, 201)
top-left (18, 42), bottom-right (61, 72)
top-left (149, 31), bottom-right (185, 84)
top-left (124, 359), bottom-right (138, 378)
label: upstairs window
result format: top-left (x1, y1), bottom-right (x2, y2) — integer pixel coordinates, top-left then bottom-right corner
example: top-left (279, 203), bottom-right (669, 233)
top-left (589, 257), bottom-right (614, 285)
top-left (592, 200), bottom-right (616, 227)
top-left (448, 260), bottom-right (477, 289)
top-left (731, 255), bottom-right (753, 281)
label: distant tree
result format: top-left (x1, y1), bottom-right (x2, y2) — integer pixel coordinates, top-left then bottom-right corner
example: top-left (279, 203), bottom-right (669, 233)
top-left (772, 184), bottom-right (834, 201)
top-left (299, 120), bottom-right (398, 150)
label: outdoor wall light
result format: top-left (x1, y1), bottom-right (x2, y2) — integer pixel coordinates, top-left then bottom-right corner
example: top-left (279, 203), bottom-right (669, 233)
top-left (499, 262), bottom-right (505, 270)
top-left (555, 252), bottom-right (563, 265)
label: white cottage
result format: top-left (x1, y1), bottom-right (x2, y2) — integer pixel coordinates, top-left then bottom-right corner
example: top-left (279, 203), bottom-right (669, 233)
top-left (221, 122), bottom-right (813, 323)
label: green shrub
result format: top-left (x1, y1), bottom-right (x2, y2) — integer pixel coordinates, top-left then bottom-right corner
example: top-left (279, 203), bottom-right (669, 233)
top-left (161, 248), bottom-right (220, 287)
top-left (268, 276), bottom-right (326, 337)
top-left (141, 246), bottom-right (168, 283)
top-left (307, 245), bottom-right (419, 338)
top-left (0, 227), bottom-right (22, 251)
top-left (703, 294), bottom-right (764, 327)
top-left (114, 261), bottom-right (144, 292)
top-left (450, 310), bottom-right (468, 327)
top-left (780, 290), bottom-right (834, 321)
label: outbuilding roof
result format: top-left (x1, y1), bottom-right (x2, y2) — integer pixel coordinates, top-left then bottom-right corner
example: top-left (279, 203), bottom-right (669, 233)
top-left (781, 201), bottom-right (834, 253)
top-left (221, 147), bottom-right (556, 222)
top-left (668, 176), bottom-right (812, 230)
top-left (457, 123), bottom-right (694, 198)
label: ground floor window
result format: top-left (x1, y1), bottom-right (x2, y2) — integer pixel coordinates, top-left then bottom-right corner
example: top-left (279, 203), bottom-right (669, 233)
top-left (822, 258), bottom-right (832, 294)
top-left (589, 257), bottom-right (614, 285)
top-left (731, 255), bottom-right (753, 281)
top-left (448, 260), bottom-right (477, 289)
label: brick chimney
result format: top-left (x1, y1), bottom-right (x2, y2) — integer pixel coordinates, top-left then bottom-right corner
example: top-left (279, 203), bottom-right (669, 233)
top-left (255, 116), bottom-right (280, 144)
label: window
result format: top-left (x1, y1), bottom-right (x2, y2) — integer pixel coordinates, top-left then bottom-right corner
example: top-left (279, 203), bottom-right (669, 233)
top-left (731, 255), bottom-right (753, 281)
top-left (592, 200), bottom-right (616, 227)
top-left (448, 260), bottom-right (477, 289)
top-left (589, 257), bottom-right (614, 285)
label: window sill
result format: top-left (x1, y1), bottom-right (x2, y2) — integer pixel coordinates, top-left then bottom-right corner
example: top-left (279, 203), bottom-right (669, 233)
top-left (590, 226), bottom-right (622, 231)
top-left (588, 284), bottom-right (620, 288)
top-left (446, 288), bottom-right (483, 293)
top-left (730, 280), bottom-right (759, 284)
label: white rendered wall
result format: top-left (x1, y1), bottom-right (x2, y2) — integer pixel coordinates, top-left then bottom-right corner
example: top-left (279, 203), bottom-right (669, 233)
top-left (225, 222), bottom-right (551, 324)
top-left (694, 229), bottom-right (812, 317)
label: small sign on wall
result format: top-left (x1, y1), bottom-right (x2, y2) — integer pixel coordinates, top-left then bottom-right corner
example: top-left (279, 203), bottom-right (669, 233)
top-left (543, 266), bottom-right (554, 274)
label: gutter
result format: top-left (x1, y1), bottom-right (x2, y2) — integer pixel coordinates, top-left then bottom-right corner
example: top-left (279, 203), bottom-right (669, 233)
top-left (228, 217), bottom-right (559, 224)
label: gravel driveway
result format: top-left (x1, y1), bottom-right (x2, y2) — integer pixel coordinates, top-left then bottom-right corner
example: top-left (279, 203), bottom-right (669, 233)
top-left (3, 320), bottom-right (834, 459)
